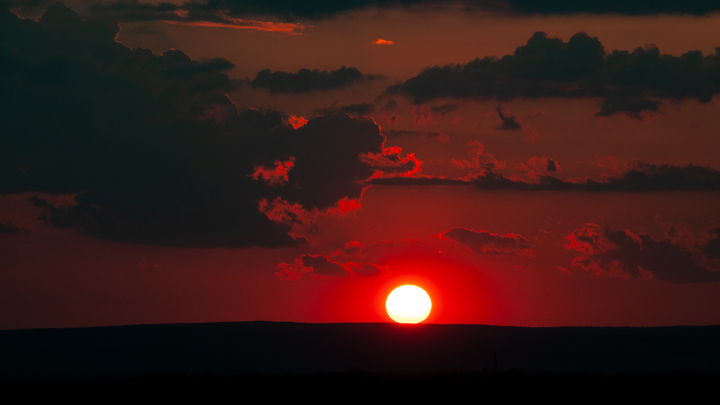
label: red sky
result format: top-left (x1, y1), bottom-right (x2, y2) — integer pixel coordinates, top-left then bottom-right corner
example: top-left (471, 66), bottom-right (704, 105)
top-left (2, 1), bottom-right (720, 329)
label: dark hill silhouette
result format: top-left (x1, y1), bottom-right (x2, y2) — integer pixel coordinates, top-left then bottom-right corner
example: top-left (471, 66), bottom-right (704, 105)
top-left (2, 322), bottom-right (720, 379)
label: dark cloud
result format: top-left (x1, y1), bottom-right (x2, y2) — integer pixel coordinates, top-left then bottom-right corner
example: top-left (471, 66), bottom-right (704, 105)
top-left (437, 227), bottom-right (533, 256)
top-left (430, 102), bottom-right (460, 115)
top-left (496, 107), bottom-right (521, 130)
top-left (702, 229), bottom-right (720, 260)
top-left (359, 147), bottom-right (421, 178)
top-left (369, 162), bottom-right (720, 191)
top-left (0, 221), bottom-right (20, 234)
top-left (42, 0), bottom-right (720, 24)
top-left (82, 0), bottom-right (184, 22)
top-left (266, 114), bottom-right (386, 209)
top-left (296, 254), bottom-right (349, 277)
top-left (565, 224), bottom-right (720, 283)
top-left (251, 67), bottom-right (383, 94)
top-left (315, 102), bottom-right (374, 116)
top-left (79, 0), bottom-right (434, 22)
top-left (518, 156), bottom-right (560, 174)
top-left (332, 241), bottom-right (364, 257)
top-left (426, 131), bottom-right (449, 142)
top-left (365, 175), bottom-right (471, 186)
top-left (0, 4), bottom-right (387, 247)
top-left (596, 95), bottom-right (662, 119)
top-left (82, 2), bottom-right (307, 33)
top-left (503, 0), bottom-right (720, 16)
top-left (276, 252), bottom-right (387, 280)
top-left (387, 31), bottom-right (720, 117)
top-left (349, 262), bottom-right (387, 277)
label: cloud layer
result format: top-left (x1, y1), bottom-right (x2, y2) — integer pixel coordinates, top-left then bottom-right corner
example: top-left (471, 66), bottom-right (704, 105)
top-left (565, 224), bottom-right (720, 283)
top-left (277, 246), bottom-right (388, 280)
top-left (437, 227), bottom-right (533, 256)
top-left (0, 222), bottom-right (20, 234)
top-left (503, 0), bottom-right (720, 16)
top-left (0, 4), bottom-right (388, 247)
top-left (388, 31), bottom-right (720, 117)
top-left (26, 0), bottom-right (720, 24)
top-left (251, 67), bottom-right (382, 94)
top-left (369, 162), bottom-right (720, 191)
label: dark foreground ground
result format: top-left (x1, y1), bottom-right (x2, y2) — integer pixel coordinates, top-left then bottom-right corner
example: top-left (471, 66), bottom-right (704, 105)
top-left (2, 322), bottom-right (720, 382)
top-left (3, 371), bottom-right (718, 400)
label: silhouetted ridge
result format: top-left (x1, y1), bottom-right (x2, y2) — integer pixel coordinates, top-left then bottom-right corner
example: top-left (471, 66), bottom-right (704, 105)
top-left (2, 322), bottom-right (720, 379)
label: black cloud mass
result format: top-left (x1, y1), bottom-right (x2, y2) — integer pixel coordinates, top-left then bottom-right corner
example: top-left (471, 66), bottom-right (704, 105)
top-left (369, 162), bottom-right (720, 191)
top-left (251, 67), bottom-right (382, 94)
top-left (82, 0), bottom-right (432, 22)
top-left (388, 32), bottom-right (720, 118)
top-left (0, 3), bottom-right (386, 247)
top-left (566, 224), bottom-right (720, 283)
top-left (503, 0), bottom-right (720, 16)
top-left (315, 103), bottom-right (375, 116)
top-left (0, 222), bottom-right (20, 234)
top-left (17, 0), bottom-right (720, 23)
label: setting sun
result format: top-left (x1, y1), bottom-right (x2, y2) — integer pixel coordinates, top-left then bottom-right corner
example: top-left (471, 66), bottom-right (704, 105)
top-left (386, 285), bottom-right (432, 323)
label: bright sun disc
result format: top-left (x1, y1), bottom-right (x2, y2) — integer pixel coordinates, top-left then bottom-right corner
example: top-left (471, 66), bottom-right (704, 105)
top-left (386, 285), bottom-right (432, 324)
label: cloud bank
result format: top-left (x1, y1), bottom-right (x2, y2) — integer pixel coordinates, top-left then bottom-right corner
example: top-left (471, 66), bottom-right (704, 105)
top-left (251, 67), bottom-right (383, 94)
top-left (277, 250), bottom-right (388, 280)
top-left (19, 0), bottom-right (720, 24)
top-left (369, 162), bottom-right (720, 191)
top-left (437, 227), bottom-right (533, 256)
top-left (388, 31), bottom-right (720, 117)
top-left (565, 224), bottom-right (720, 283)
top-left (0, 4), bottom-right (390, 247)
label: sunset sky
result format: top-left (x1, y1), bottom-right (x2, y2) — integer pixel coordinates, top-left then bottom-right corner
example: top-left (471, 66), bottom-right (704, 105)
top-left (3, 0), bottom-right (720, 329)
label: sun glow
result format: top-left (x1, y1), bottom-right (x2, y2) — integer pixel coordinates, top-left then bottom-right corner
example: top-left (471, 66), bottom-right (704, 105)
top-left (386, 285), bottom-right (432, 323)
